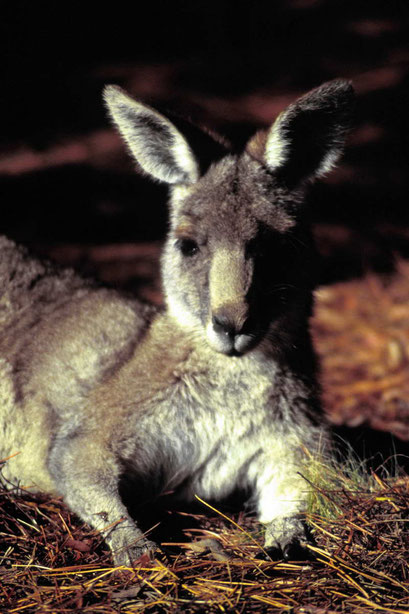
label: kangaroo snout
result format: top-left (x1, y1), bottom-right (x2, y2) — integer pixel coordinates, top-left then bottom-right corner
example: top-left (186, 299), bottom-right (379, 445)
top-left (212, 311), bottom-right (244, 337)
top-left (206, 245), bottom-right (255, 353)
top-left (212, 302), bottom-right (249, 335)
top-left (208, 305), bottom-right (256, 355)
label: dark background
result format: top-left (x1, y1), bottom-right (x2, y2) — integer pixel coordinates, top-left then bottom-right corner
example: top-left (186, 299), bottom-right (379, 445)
top-left (1, 0), bottom-right (409, 286)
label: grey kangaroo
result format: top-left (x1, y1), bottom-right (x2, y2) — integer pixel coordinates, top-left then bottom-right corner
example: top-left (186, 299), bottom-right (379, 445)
top-left (0, 80), bottom-right (354, 566)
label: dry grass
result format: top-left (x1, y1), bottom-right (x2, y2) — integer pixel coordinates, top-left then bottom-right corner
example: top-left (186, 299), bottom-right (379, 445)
top-left (1, 468), bottom-right (408, 613)
top-left (1, 263), bottom-right (409, 612)
top-left (312, 260), bottom-right (409, 441)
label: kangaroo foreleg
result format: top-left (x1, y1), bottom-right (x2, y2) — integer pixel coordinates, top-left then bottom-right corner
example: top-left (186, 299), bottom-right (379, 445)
top-left (47, 433), bottom-right (156, 566)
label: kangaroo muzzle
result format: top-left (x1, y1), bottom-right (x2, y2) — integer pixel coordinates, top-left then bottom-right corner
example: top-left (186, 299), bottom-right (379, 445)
top-left (207, 246), bottom-right (255, 354)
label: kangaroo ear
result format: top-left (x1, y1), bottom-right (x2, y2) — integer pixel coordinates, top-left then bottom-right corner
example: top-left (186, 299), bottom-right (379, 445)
top-left (104, 85), bottom-right (200, 185)
top-left (246, 80), bottom-right (355, 184)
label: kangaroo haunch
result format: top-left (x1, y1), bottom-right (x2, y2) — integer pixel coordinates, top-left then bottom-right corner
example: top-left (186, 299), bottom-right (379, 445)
top-left (0, 80), bottom-right (354, 565)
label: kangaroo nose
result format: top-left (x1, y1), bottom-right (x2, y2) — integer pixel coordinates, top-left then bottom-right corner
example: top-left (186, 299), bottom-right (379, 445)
top-left (212, 313), bottom-right (236, 337)
top-left (209, 308), bottom-right (254, 354)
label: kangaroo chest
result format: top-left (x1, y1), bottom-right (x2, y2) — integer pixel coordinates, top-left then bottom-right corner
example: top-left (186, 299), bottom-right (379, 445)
top-left (114, 336), bottom-right (281, 499)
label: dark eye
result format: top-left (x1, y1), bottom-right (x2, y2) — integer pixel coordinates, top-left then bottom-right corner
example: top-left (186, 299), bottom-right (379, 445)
top-left (176, 238), bottom-right (199, 257)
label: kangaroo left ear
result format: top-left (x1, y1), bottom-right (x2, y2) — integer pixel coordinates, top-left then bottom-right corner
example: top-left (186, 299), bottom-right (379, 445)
top-left (246, 79), bottom-right (355, 184)
top-left (104, 85), bottom-right (200, 185)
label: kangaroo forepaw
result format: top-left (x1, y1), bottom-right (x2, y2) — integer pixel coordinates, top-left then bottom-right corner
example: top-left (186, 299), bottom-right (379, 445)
top-left (112, 538), bottom-right (159, 568)
top-left (259, 516), bottom-right (314, 561)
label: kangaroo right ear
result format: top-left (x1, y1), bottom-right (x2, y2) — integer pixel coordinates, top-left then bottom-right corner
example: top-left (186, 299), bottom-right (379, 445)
top-left (103, 85), bottom-right (199, 185)
top-left (246, 79), bottom-right (355, 185)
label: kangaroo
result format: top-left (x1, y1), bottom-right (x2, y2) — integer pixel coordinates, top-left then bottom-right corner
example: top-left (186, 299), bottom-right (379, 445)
top-left (0, 80), bottom-right (354, 566)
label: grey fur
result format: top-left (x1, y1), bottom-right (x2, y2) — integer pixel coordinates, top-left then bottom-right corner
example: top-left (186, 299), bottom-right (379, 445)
top-left (0, 80), bottom-right (354, 565)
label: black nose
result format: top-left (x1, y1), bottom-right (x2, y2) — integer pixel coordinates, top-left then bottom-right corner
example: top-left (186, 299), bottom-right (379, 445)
top-left (212, 314), bottom-right (237, 337)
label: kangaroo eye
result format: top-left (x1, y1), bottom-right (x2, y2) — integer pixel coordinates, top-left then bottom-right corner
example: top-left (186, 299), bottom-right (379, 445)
top-left (176, 238), bottom-right (199, 257)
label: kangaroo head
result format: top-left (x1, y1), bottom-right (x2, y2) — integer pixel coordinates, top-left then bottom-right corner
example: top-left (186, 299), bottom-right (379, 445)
top-left (104, 80), bottom-right (354, 356)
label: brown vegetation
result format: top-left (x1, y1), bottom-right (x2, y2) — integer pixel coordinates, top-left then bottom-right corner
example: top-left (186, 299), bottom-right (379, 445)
top-left (1, 465), bottom-right (408, 612)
